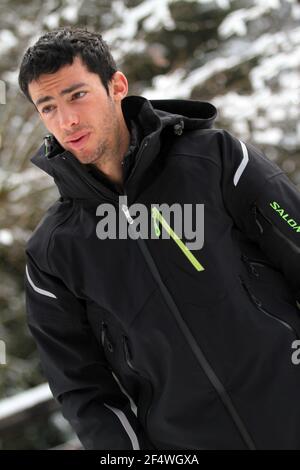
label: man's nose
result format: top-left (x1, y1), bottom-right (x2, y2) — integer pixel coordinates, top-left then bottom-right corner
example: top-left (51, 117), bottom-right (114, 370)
top-left (57, 106), bottom-right (80, 129)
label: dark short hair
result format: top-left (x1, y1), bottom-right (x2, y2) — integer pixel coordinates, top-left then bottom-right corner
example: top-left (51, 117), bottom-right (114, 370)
top-left (18, 27), bottom-right (117, 102)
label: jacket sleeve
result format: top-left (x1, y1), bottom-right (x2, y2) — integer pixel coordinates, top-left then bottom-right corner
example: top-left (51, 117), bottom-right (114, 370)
top-left (219, 130), bottom-right (300, 302)
top-left (25, 255), bottom-right (150, 450)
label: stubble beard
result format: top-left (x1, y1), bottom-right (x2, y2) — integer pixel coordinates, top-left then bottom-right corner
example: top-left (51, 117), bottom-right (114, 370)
top-left (87, 139), bottom-right (109, 166)
top-left (93, 117), bottom-right (122, 169)
top-left (76, 102), bottom-right (123, 169)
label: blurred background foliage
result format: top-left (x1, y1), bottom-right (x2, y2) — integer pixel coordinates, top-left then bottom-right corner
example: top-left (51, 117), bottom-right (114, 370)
top-left (0, 0), bottom-right (299, 449)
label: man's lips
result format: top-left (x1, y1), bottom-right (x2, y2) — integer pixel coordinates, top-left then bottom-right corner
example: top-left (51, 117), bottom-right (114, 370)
top-left (66, 131), bottom-right (88, 143)
top-left (65, 132), bottom-right (91, 150)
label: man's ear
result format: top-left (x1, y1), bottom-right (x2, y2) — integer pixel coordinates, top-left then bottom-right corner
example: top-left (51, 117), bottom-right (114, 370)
top-left (110, 71), bottom-right (128, 102)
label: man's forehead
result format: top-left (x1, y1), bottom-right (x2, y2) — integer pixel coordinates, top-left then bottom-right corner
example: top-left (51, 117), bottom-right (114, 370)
top-left (28, 60), bottom-right (97, 104)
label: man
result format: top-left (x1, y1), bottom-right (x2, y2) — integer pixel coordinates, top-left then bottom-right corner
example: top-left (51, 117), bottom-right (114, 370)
top-left (19, 27), bottom-right (300, 450)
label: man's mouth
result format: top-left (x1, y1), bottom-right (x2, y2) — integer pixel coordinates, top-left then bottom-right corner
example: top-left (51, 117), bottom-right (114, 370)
top-left (66, 132), bottom-right (91, 150)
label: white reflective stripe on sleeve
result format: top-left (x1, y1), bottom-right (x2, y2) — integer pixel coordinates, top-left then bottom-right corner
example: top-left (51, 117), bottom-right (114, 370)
top-left (25, 265), bottom-right (57, 299)
top-left (111, 371), bottom-right (138, 417)
top-left (233, 140), bottom-right (249, 186)
top-left (104, 403), bottom-right (140, 450)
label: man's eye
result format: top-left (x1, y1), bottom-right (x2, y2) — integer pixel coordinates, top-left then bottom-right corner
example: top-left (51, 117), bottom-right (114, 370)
top-left (72, 91), bottom-right (87, 100)
top-left (41, 105), bottom-right (54, 114)
top-left (40, 91), bottom-right (86, 114)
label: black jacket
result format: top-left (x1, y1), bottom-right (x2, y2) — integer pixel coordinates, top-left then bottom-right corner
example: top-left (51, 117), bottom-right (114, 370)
top-left (25, 96), bottom-right (300, 450)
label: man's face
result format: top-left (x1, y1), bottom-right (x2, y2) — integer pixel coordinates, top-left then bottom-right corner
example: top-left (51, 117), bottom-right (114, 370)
top-left (28, 56), bottom-right (128, 165)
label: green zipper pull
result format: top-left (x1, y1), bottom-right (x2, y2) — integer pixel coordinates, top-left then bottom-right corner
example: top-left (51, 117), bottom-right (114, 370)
top-left (152, 207), bottom-right (161, 237)
top-left (151, 206), bottom-right (204, 272)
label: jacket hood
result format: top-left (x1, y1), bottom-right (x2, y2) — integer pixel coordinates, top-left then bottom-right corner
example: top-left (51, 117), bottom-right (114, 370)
top-left (30, 95), bottom-right (217, 202)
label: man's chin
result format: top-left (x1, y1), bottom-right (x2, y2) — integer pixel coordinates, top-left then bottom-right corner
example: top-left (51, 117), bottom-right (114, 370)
top-left (68, 145), bottom-right (90, 161)
top-left (73, 150), bottom-right (101, 166)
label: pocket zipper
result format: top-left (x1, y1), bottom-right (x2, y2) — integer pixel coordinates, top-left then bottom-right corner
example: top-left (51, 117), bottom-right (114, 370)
top-left (151, 206), bottom-right (204, 272)
top-left (101, 321), bottom-right (114, 353)
top-left (122, 336), bottom-right (153, 431)
top-left (240, 278), bottom-right (299, 339)
top-left (241, 254), bottom-right (259, 277)
top-left (252, 205), bottom-right (265, 234)
top-left (241, 254), bottom-right (278, 278)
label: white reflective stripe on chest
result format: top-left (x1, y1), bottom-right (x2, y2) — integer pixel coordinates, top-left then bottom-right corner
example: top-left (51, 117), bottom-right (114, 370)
top-left (25, 265), bottom-right (57, 299)
top-left (233, 140), bottom-right (249, 186)
top-left (104, 403), bottom-right (140, 450)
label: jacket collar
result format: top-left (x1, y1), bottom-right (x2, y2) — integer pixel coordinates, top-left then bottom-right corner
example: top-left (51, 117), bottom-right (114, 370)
top-left (30, 95), bottom-right (217, 203)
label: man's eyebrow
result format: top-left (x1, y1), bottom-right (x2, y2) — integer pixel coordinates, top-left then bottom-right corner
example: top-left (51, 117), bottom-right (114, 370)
top-left (35, 82), bottom-right (89, 107)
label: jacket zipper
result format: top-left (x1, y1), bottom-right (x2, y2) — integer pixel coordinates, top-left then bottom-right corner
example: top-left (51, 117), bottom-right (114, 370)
top-left (240, 278), bottom-right (299, 339)
top-left (151, 206), bottom-right (204, 272)
top-left (121, 204), bottom-right (256, 450)
top-left (121, 204), bottom-right (134, 224)
top-left (122, 335), bottom-right (154, 433)
top-left (123, 138), bottom-right (150, 188)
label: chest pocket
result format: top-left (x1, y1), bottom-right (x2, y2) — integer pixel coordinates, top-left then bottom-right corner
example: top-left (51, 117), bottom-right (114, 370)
top-left (241, 254), bottom-right (300, 337)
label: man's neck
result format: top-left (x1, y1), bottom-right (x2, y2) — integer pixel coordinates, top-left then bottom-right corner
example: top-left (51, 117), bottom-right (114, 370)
top-left (93, 116), bottom-right (130, 187)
